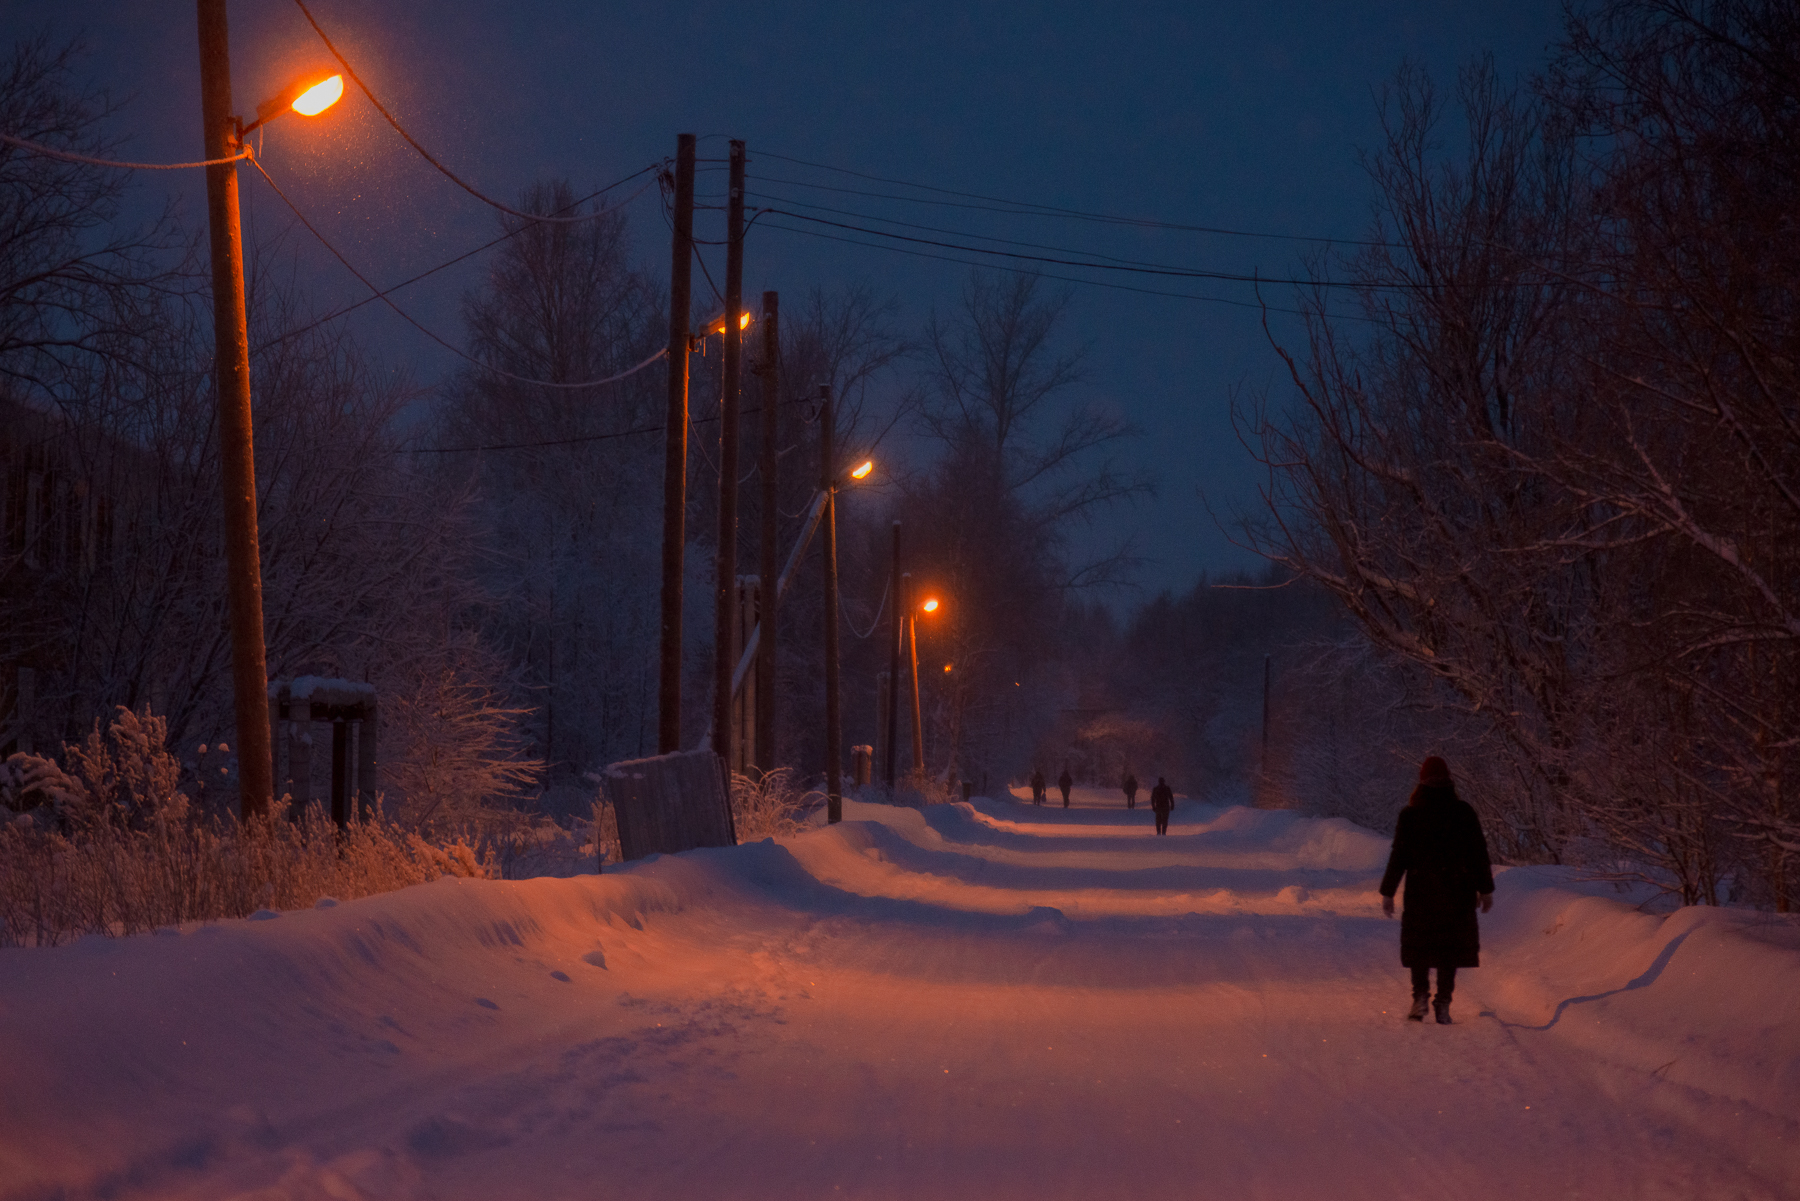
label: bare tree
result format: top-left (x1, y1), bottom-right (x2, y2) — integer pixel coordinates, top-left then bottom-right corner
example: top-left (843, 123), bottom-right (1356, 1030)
top-left (901, 269), bottom-right (1151, 785)
top-left (0, 34), bottom-right (187, 400)
top-left (434, 180), bottom-right (666, 780)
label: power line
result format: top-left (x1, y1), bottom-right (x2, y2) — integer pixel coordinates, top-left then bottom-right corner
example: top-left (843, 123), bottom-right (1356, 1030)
top-left (755, 207), bottom-right (1396, 292)
top-left (750, 148), bottom-right (1399, 248)
top-left (418, 396), bottom-right (814, 453)
top-left (253, 163), bottom-right (662, 353)
top-left (291, 0), bottom-right (653, 226)
top-left (754, 216), bottom-right (1362, 322)
top-left (749, 187), bottom-right (1329, 279)
top-left (0, 131), bottom-right (250, 170)
top-left (247, 155), bottom-right (669, 390)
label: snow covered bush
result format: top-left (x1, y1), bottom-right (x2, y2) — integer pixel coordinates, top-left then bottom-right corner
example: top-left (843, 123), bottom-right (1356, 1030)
top-left (59, 707), bottom-right (189, 829)
top-left (730, 768), bottom-right (820, 841)
top-left (381, 667), bottom-right (544, 835)
top-left (0, 806), bottom-right (492, 947)
top-left (0, 753), bottom-right (86, 827)
top-left (0, 706), bottom-right (499, 947)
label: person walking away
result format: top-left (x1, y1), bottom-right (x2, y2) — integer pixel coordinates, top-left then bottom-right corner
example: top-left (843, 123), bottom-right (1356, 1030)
top-left (1379, 756), bottom-right (1495, 1024)
top-left (1030, 768), bottom-right (1047, 805)
top-left (1150, 777), bottom-right (1174, 835)
top-left (1058, 765), bottom-right (1073, 808)
top-left (1123, 771), bottom-right (1139, 810)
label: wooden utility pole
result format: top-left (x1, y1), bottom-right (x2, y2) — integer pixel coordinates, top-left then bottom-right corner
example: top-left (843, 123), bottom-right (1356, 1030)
top-left (712, 140), bottom-right (746, 769)
top-left (1261, 652), bottom-right (1272, 790)
top-left (905, 572), bottom-right (924, 774)
top-left (196, 0), bottom-right (273, 819)
top-left (819, 384), bottom-right (843, 823)
top-left (755, 290), bottom-right (780, 774)
top-left (885, 523), bottom-right (902, 794)
top-left (659, 134), bottom-right (695, 753)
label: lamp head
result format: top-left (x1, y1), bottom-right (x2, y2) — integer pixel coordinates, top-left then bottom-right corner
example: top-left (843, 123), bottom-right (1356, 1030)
top-left (240, 72), bottom-right (344, 141)
top-left (291, 75), bottom-right (344, 116)
top-left (922, 598), bottom-right (939, 614)
top-left (850, 459), bottom-right (874, 480)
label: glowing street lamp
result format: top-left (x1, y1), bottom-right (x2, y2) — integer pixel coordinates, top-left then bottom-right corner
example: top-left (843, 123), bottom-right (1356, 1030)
top-left (704, 311), bottom-right (754, 337)
top-left (850, 459), bottom-right (874, 481)
top-left (236, 72), bottom-right (344, 140)
top-left (196, 0), bottom-right (348, 818)
top-left (905, 587), bottom-right (943, 773)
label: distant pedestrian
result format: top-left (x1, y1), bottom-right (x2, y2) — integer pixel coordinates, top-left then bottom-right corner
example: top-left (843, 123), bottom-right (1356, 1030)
top-left (1380, 756), bottom-right (1495, 1025)
top-left (1058, 765), bottom-right (1073, 808)
top-left (1030, 768), bottom-right (1047, 805)
top-left (1123, 771), bottom-right (1139, 810)
top-left (1149, 777), bottom-right (1174, 835)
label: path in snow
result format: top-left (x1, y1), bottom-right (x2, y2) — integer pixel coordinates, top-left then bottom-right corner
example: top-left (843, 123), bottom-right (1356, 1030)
top-left (2, 790), bottom-right (1796, 1199)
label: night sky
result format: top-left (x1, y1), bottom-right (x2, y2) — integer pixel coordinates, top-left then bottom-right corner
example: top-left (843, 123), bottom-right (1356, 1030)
top-left (13, 0), bottom-right (1565, 599)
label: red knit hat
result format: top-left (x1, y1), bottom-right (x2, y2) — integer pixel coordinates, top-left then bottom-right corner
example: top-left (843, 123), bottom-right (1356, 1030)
top-left (1418, 756), bottom-right (1451, 784)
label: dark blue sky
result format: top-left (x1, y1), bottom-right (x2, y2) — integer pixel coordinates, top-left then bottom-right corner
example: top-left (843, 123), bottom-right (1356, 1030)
top-left (15, 0), bottom-right (1566, 598)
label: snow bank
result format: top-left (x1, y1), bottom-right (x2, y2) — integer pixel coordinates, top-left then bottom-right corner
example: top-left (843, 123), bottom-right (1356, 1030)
top-left (1483, 865), bottom-right (1800, 1124)
top-left (1, 797), bottom-right (1795, 1199)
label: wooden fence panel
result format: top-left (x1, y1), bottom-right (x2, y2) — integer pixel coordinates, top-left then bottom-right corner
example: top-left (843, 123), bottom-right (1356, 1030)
top-left (604, 750), bottom-right (736, 862)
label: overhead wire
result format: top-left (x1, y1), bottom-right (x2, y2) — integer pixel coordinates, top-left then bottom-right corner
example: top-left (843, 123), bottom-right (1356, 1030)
top-left (247, 154), bottom-right (668, 390)
top-left (753, 206), bottom-right (1420, 292)
top-left (750, 187), bottom-right (1349, 279)
top-left (0, 131), bottom-right (250, 169)
top-left (750, 148), bottom-right (1402, 248)
top-left (418, 395), bottom-right (816, 453)
top-left (751, 216), bottom-right (1364, 321)
top-left (291, 0), bottom-right (642, 225)
top-left (253, 162), bottom-right (663, 353)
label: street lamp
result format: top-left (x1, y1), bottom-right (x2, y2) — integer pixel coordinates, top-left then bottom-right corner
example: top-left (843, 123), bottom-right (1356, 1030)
top-left (904, 585), bottom-right (942, 775)
top-left (236, 72), bottom-right (344, 140)
top-left (196, 0), bottom-right (345, 819)
top-left (704, 311), bottom-right (753, 337)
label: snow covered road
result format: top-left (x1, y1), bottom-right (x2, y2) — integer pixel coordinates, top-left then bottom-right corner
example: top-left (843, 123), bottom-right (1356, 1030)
top-left (3, 793), bottom-right (1797, 1199)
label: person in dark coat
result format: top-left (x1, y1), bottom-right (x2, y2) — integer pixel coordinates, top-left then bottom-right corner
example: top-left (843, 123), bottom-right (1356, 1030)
top-left (1123, 771), bottom-right (1139, 810)
top-left (1149, 777), bottom-right (1174, 835)
top-left (1029, 768), bottom-right (1047, 805)
top-left (1379, 756), bottom-right (1495, 1024)
top-left (1058, 765), bottom-right (1073, 808)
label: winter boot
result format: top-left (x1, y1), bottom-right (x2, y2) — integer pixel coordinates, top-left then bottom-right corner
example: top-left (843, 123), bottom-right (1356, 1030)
top-left (1407, 995), bottom-right (1429, 1021)
top-left (1433, 998), bottom-right (1453, 1025)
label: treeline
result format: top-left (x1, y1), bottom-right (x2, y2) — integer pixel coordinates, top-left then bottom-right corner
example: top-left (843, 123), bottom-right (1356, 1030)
top-left (1241, 0), bottom-right (1799, 908)
top-left (0, 34), bottom-right (1143, 832)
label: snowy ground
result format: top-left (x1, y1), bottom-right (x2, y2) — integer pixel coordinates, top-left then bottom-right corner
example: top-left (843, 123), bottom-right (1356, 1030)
top-left (3, 788), bottom-right (1797, 1199)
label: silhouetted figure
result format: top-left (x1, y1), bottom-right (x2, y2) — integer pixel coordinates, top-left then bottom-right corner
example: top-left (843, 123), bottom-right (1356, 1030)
top-left (1123, 772), bottom-right (1139, 809)
top-left (1058, 765), bottom-right (1073, 808)
top-left (1380, 756), bottom-right (1495, 1025)
top-left (1029, 769), bottom-right (1047, 805)
top-left (1150, 777), bottom-right (1174, 835)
